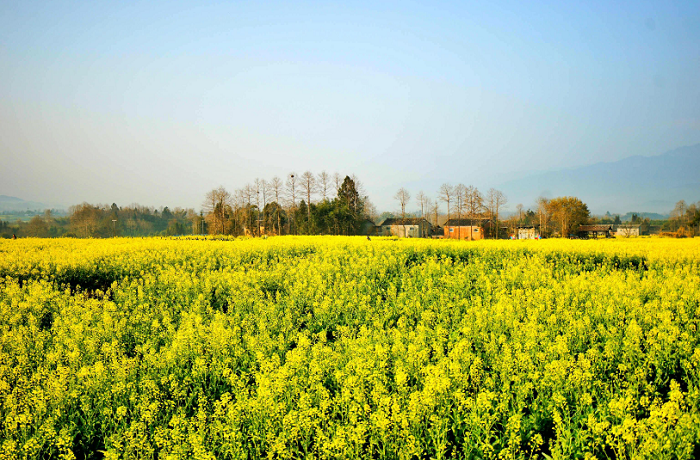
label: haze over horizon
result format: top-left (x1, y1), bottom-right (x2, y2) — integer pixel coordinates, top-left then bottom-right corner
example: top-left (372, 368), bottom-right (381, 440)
top-left (2, 1), bottom-right (699, 213)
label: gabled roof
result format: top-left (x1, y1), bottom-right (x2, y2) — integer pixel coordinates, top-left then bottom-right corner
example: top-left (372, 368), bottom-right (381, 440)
top-left (444, 218), bottom-right (489, 227)
top-left (578, 225), bottom-right (613, 232)
top-left (380, 217), bottom-right (430, 226)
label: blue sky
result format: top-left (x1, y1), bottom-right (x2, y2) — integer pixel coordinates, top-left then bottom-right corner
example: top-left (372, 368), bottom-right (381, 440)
top-left (2, 1), bottom-right (699, 212)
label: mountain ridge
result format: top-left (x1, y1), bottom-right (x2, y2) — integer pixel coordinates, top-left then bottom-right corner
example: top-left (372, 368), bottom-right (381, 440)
top-left (0, 195), bottom-right (65, 212)
top-left (498, 144), bottom-right (700, 214)
top-left (0, 195), bottom-right (24, 203)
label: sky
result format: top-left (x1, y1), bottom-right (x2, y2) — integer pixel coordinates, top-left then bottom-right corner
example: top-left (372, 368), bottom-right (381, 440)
top-left (2, 0), bottom-right (699, 212)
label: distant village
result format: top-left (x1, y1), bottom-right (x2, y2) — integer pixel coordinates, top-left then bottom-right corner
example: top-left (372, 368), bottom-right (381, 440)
top-left (370, 189), bottom-right (697, 240)
top-left (371, 217), bottom-right (649, 240)
top-left (1, 173), bottom-right (698, 239)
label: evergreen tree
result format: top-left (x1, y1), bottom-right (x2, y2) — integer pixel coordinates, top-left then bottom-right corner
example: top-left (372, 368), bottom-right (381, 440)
top-left (335, 176), bottom-right (364, 234)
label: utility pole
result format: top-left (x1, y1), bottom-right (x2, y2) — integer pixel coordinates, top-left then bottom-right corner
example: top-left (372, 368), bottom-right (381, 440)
top-left (257, 190), bottom-right (261, 237)
top-left (289, 173), bottom-right (296, 235)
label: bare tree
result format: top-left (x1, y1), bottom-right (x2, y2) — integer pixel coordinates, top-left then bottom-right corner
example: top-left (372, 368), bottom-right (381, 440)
top-left (351, 174), bottom-right (366, 197)
top-left (672, 200), bottom-right (688, 230)
top-left (395, 188), bottom-right (410, 237)
top-left (286, 173), bottom-right (298, 208)
top-left (516, 203), bottom-right (524, 227)
top-left (261, 179), bottom-right (268, 232)
top-left (485, 189), bottom-right (496, 238)
top-left (242, 184), bottom-right (256, 235)
top-left (43, 209), bottom-right (54, 235)
top-left (537, 196), bottom-right (550, 237)
top-left (300, 171), bottom-right (317, 221)
top-left (416, 191), bottom-right (428, 218)
top-left (286, 173), bottom-right (298, 234)
top-left (429, 199), bottom-right (440, 229)
top-left (364, 199), bottom-right (378, 222)
top-left (465, 185), bottom-right (484, 240)
top-left (395, 188), bottom-right (410, 217)
top-left (507, 213), bottom-right (519, 238)
top-left (333, 172), bottom-right (343, 195)
top-left (187, 209), bottom-right (202, 235)
top-left (270, 176), bottom-right (284, 235)
top-left (317, 171), bottom-right (331, 201)
top-left (485, 188), bottom-right (507, 239)
top-left (230, 190), bottom-right (244, 235)
top-left (494, 190), bottom-right (507, 238)
top-left (69, 203), bottom-right (102, 237)
top-left (688, 201), bottom-right (700, 236)
top-left (454, 184), bottom-right (466, 231)
top-left (202, 186), bottom-right (231, 235)
top-left (439, 183), bottom-right (454, 225)
top-left (254, 179), bottom-right (264, 236)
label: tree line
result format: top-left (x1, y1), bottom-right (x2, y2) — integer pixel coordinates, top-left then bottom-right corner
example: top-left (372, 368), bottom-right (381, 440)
top-left (664, 200), bottom-right (700, 236)
top-left (391, 181), bottom-right (699, 238)
top-left (1, 177), bottom-right (697, 238)
top-left (389, 184), bottom-right (594, 238)
top-left (0, 205), bottom-right (197, 238)
top-left (0, 172), bottom-right (374, 239)
top-left (201, 173), bottom-right (372, 236)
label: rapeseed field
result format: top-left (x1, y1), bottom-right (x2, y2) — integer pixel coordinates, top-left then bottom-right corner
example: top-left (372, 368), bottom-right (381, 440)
top-left (1, 236), bottom-right (699, 459)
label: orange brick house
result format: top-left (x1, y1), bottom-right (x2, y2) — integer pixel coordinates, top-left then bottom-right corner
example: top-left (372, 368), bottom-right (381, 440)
top-left (443, 218), bottom-right (486, 241)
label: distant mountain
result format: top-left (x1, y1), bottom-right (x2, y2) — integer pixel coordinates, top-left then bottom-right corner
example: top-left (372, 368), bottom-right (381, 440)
top-left (498, 144), bottom-right (700, 214)
top-left (0, 195), bottom-right (24, 203)
top-left (0, 195), bottom-right (63, 212)
top-left (620, 212), bottom-right (668, 221)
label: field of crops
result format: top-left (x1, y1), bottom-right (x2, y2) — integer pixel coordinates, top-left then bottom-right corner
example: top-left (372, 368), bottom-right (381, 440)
top-left (1, 236), bottom-right (699, 459)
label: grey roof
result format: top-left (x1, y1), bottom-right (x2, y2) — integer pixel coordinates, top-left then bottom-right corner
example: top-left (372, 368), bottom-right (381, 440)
top-left (444, 218), bottom-right (489, 226)
top-left (578, 225), bottom-right (613, 232)
top-left (380, 217), bottom-right (430, 226)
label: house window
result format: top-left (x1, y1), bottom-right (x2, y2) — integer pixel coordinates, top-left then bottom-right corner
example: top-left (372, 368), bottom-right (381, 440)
top-left (475, 229), bottom-right (479, 232)
top-left (449, 228), bottom-right (454, 232)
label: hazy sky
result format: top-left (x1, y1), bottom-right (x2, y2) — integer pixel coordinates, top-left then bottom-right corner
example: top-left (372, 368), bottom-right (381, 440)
top-left (2, 1), bottom-right (699, 212)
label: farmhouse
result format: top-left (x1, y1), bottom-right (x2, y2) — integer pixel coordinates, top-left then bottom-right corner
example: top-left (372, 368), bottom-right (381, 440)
top-left (443, 218), bottom-right (485, 241)
top-left (577, 224), bottom-right (613, 238)
top-left (379, 217), bottom-right (432, 238)
top-left (516, 226), bottom-right (538, 240)
top-left (614, 224), bottom-right (641, 237)
top-left (359, 218), bottom-right (379, 236)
